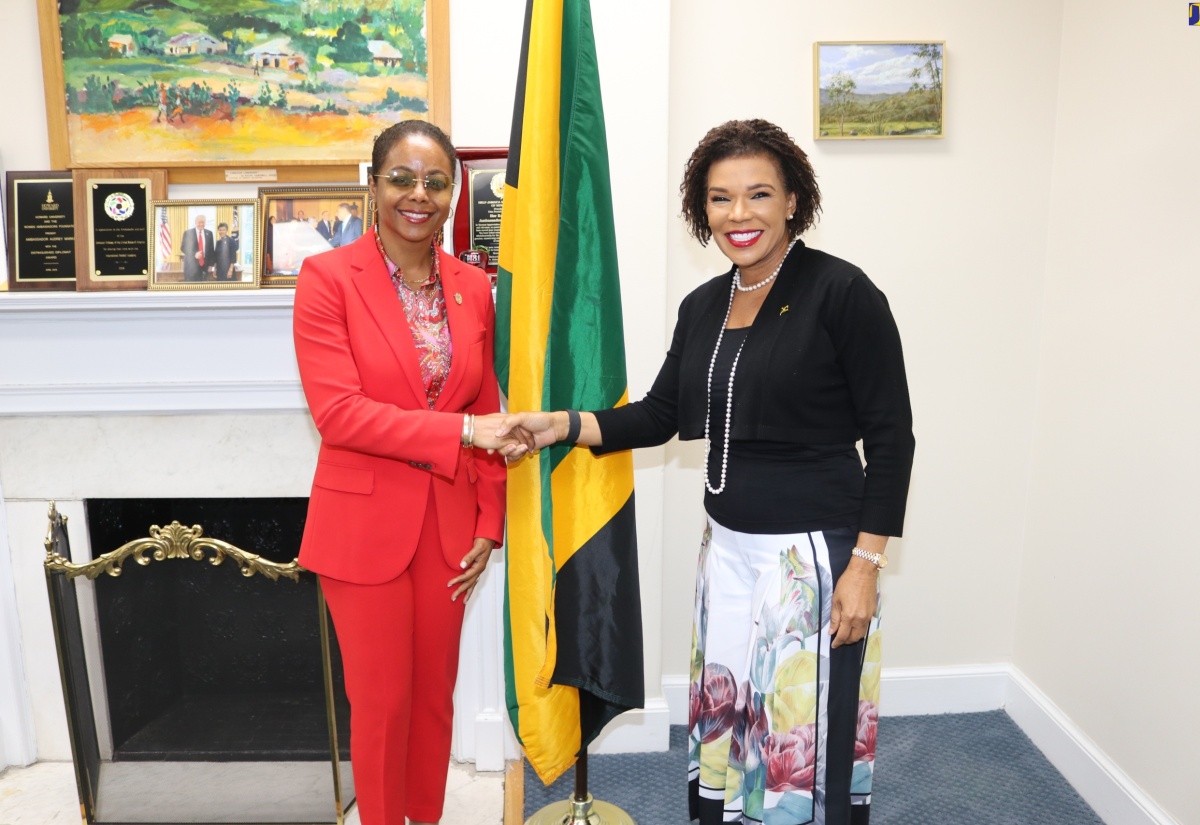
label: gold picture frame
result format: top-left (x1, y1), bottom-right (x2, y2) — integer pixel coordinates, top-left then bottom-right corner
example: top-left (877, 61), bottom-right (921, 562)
top-left (814, 41), bottom-right (945, 140)
top-left (36, 0), bottom-right (450, 184)
top-left (148, 199), bottom-right (261, 291)
top-left (258, 187), bottom-right (372, 288)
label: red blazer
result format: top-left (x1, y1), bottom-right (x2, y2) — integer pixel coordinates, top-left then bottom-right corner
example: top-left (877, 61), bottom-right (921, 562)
top-left (293, 236), bottom-right (506, 584)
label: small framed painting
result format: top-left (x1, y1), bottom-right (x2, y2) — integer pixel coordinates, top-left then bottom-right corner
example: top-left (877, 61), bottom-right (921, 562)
top-left (148, 199), bottom-right (260, 290)
top-left (814, 42), bottom-right (945, 140)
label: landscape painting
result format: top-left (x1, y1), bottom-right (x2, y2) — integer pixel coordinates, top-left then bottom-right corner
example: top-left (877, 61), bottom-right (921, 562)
top-left (814, 42), bottom-right (944, 140)
top-left (40, 0), bottom-right (445, 168)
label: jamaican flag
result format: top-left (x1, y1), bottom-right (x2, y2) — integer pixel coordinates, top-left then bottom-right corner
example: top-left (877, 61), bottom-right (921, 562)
top-left (494, 0), bottom-right (645, 786)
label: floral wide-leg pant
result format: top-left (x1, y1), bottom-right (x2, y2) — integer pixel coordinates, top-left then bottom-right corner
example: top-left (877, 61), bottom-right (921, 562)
top-left (688, 518), bottom-right (881, 825)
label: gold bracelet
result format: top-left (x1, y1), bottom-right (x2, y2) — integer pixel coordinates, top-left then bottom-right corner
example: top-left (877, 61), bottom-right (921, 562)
top-left (461, 414), bottom-right (472, 447)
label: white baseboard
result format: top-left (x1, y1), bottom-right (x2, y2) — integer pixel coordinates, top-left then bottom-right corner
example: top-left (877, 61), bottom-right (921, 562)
top-left (588, 697), bottom-right (670, 754)
top-left (661, 665), bottom-right (1012, 723)
top-left (662, 674), bottom-right (689, 726)
top-left (659, 666), bottom-right (1181, 825)
top-left (1004, 667), bottom-right (1179, 825)
top-left (878, 664), bottom-right (1011, 715)
top-left (471, 712), bottom-right (509, 773)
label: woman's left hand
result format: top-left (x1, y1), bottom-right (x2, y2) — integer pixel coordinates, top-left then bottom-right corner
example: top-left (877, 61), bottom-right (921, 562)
top-left (449, 537), bottom-right (496, 603)
top-left (829, 558), bottom-right (879, 649)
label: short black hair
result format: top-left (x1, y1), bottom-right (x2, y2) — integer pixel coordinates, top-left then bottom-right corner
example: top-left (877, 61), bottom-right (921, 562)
top-left (680, 119), bottom-right (821, 245)
top-left (372, 120), bottom-right (457, 175)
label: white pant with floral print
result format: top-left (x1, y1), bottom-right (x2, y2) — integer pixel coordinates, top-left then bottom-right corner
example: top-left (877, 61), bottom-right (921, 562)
top-left (688, 518), bottom-right (881, 825)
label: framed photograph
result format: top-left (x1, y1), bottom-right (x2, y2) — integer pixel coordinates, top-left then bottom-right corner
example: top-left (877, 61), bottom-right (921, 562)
top-left (148, 199), bottom-right (260, 291)
top-left (258, 187), bottom-right (371, 288)
top-left (36, 0), bottom-right (450, 183)
top-left (814, 42), bottom-right (944, 140)
top-left (73, 168), bottom-right (167, 291)
top-left (0, 167), bottom-right (6, 292)
top-left (6, 171), bottom-right (77, 291)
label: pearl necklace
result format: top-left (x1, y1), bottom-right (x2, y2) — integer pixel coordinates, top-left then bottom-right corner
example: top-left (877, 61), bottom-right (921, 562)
top-left (703, 240), bottom-right (797, 495)
top-left (733, 240), bottom-right (797, 292)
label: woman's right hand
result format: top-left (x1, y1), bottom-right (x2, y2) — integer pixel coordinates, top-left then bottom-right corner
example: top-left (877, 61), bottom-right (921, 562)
top-left (495, 412), bottom-right (564, 459)
top-left (471, 412), bottom-right (537, 452)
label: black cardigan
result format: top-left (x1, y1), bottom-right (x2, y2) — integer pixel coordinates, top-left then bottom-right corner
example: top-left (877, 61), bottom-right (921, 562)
top-left (593, 241), bottom-right (915, 537)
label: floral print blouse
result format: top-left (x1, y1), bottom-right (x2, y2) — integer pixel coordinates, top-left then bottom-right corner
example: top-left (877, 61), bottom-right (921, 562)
top-left (373, 228), bottom-right (452, 409)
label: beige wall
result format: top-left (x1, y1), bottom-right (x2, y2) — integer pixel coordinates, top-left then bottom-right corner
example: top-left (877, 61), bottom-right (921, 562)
top-left (662, 0), bottom-right (1066, 675)
top-left (663, 2), bottom-right (1196, 820)
top-left (1013, 2), bottom-right (1200, 823)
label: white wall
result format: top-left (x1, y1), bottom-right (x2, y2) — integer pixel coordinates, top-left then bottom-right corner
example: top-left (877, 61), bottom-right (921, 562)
top-left (1013, 2), bottom-right (1200, 824)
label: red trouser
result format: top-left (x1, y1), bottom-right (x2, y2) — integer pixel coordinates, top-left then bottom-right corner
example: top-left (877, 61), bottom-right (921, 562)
top-left (320, 497), bottom-right (466, 824)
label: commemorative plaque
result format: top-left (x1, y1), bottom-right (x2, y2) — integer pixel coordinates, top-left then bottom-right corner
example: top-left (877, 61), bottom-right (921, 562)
top-left (452, 149), bottom-right (508, 283)
top-left (5, 171), bottom-right (77, 291)
top-left (73, 168), bottom-right (167, 291)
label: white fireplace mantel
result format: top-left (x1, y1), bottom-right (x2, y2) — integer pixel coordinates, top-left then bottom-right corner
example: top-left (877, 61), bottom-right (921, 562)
top-left (0, 291), bottom-right (306, 416)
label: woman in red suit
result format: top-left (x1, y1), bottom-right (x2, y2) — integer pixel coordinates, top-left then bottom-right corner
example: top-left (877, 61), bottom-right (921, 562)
top-left (293, 120), bottom-right (509, 825)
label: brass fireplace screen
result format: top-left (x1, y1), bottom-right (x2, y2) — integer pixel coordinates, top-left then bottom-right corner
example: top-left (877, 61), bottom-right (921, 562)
top-left (43, 501), bottom-right (355, 825)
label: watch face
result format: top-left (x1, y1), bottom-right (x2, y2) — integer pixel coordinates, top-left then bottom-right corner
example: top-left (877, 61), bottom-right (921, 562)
top-left (875, 554), bottom-right (889, 569)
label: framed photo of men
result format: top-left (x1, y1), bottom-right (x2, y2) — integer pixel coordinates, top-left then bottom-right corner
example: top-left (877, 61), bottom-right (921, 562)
top-left (148, 199), bottom-right (260, 291)
top-left (258, 187), bottom-right (371, 288)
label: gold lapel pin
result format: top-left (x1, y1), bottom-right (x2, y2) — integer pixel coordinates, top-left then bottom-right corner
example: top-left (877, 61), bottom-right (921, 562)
top-left (454, 292), bottom-right (463, 305)
top-left (779, 305), bottom-right (790, 316)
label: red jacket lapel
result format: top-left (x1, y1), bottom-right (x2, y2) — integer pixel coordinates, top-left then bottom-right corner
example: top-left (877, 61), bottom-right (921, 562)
top-left (348, 237), bottom-right (428, 406)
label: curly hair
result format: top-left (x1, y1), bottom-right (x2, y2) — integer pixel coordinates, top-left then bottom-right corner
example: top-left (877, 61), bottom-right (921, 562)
top-left (371, 120), bottom-right (458, 175)
top-left (680, 119), bottom-right (821, 245)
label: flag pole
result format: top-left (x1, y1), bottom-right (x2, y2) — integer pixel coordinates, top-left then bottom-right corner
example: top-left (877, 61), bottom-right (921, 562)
top-left (524, 752), bottom-right (636, 825)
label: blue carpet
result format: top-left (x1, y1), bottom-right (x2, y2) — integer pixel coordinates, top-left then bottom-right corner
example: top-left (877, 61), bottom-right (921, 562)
top-left (523, 711), bottom-right (1106, 824)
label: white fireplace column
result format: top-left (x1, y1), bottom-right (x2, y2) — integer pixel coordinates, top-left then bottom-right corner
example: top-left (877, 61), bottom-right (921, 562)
top-left (0, 478), bottom-right (38, 770)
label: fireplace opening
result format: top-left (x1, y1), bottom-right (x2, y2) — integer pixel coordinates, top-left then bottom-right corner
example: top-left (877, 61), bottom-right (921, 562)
top-left (85, 497), bottom-right (349, 763)
top-left (45, 498), bottom-right (355, 824)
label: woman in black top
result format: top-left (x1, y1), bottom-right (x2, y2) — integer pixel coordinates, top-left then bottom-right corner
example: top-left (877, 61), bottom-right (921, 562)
top-left (500, 119), bottom-right (914, 825)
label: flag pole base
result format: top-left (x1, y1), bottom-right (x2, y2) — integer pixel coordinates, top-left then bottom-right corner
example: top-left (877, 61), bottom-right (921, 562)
top-left (525, 793), bottom-right (636, 825)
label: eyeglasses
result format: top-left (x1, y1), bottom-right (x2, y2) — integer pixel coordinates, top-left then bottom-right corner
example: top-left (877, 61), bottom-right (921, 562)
top-left (374, 170), bottom-right (452, 193)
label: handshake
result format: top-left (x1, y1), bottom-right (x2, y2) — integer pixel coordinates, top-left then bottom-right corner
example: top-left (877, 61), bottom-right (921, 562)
top-left (469, 411), bottom-right (575, 461)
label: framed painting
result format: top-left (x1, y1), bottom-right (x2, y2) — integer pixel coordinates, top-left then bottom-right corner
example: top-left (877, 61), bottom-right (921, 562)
top-left (258, 186), bottom-right (371, 288)
top-left (814, 42), bottom-right (945, 140)
top-left (148, 199), bottom-right (261, 290)
top-left (36, 0), bottom-right (450, 183)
